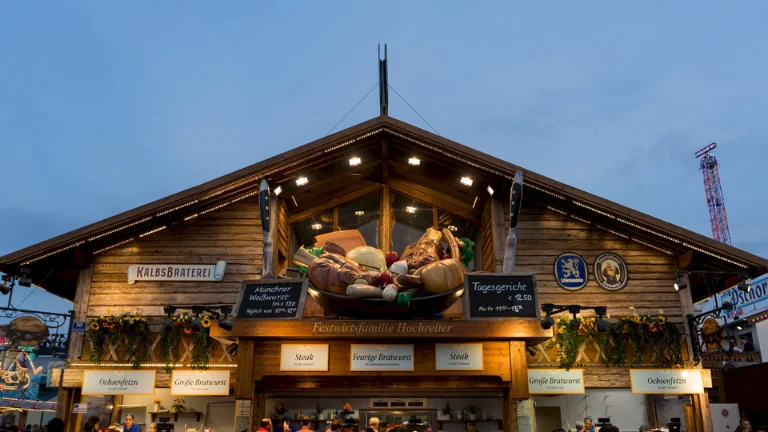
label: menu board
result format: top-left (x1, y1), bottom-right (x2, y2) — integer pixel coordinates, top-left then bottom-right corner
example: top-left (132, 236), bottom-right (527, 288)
top-left (463, 273), bottom-right (538, 319)
top-left (235, 279), bottom-right (308, 320)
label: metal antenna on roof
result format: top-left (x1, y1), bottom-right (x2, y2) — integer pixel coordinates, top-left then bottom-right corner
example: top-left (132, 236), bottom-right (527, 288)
top-left (378, 43), bottom-right (389, 116)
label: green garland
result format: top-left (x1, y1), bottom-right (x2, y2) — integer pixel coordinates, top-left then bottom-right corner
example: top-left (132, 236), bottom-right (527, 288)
top-left (160, 324), bottom-right (183, 373)
top-left (159, 312), bottom-right (215, 371)
top-left (191, 327), bottom-right (212, 369)
top-left (85, 312), bottom-right (150, 367)
top-left (546, 313), bottom-right (683, 370)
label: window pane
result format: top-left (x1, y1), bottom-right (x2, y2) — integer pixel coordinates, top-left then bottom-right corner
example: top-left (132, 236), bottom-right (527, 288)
top-left (338, 192), bottom-right (380, 248)
top-left (293, 212), bottom-right (333, 248)
top-left (391, 193), bottom-right (434, 256)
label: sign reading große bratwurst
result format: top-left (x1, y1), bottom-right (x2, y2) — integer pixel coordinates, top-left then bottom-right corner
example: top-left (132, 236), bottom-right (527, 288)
top-left (235, 279), bottom-right (308, 320)
top-left (464, 273), bottom-right (538, 319)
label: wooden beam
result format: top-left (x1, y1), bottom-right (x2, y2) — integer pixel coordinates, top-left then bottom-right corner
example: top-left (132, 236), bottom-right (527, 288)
top-left (70, 265), bottom-right (93, 361)
top-left (212, 319), bottom-right (552, 343)
top-left (509, 341), bottom-right (528, 400)
top-left (235, 339), bottom-right (255, 399)
top-left (381, 185), bottom-right (392, 253)
top-left (678, 250), bottom-right (695, 270)
top-left (389, 177), bottom-right (478, 222)
top-left (290, 182), bottom-right (382, 223)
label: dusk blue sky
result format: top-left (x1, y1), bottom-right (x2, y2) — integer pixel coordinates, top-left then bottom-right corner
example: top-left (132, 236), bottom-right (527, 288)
top-left (1, 2), bottom-right (767, 314)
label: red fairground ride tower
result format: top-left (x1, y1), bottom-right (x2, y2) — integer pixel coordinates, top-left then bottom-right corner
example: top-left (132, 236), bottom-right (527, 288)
top-left (695, 142), bottom-right (732, 245)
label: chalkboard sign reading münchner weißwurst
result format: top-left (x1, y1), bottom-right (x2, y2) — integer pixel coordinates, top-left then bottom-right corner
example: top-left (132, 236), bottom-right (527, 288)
top-left (463, 273), bottom-right (539, 319)
top-left (234, 279), bottom-right (308, 320)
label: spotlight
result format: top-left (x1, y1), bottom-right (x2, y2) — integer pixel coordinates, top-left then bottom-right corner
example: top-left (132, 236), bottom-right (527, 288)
top-left (355, 211), bottom-right (365, 216)
top-left (738, 282), bottom-right (751, 294)
top-left (311, 223), bottom-right (322, 230)
top-left (0, 276), bottom-right (13, 296)
top-left (405, 206), bottom-right (416, 214)
top-left (408, 157), bottom-right (421, 166)
top-left (594, 306), bottom-right (608, 332)
top-left (460, 177), bottom-right (473, 186)
top-left (487, 186), bottom-right (494, 196)
top-left (226, 343), bottom-right (239, 356)
top-left (570, 317), bottom-right (581, 330)
top-left (568, 305), bottom-right (581, 330)
top-left (162, 317), bottom-right (173, 332)
top-left (540, 315), bottom-right (555, 330)
top-left (17, 268), bottom-right (32, 288)
top-left (191, 316), bottom-right (201, 332)
top-left (218, 306), bottom-right (234, 331)
top-left (673, 271), bottom-right (687, 292)
top-left (163, 306), bottom-right (177, 315)
top-left (349, 157), bottom-right (361, 166)
top-left (296, 177), bottom-right (308, 186)
top-left (736, 324), bottom-right (743, 331)
top-left (274, 185), bottom-right (282, 196)
top-left (526, 346), bottom-right (537, 357)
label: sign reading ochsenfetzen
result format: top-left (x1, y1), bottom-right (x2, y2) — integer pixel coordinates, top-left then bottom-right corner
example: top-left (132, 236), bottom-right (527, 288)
top-left (127, 261), bottom-right (227, 284)
top-left (435, 344), bottom-right (484, 370)
top-left (350, 344), bottom-right (414, 371)
top-left (82, 370), bottom-right (155, 395)
top-left (171, 370), bottom-right (230, 396)
top-left (630, 369), bottom-right (704, 394)
top-left (528, 369), bottom-right (585, 394)
top-left (281, 344), bottom-right (329, 371)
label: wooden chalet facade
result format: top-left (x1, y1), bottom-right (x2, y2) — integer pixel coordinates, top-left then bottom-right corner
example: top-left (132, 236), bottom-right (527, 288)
top-left (1, 115), bottom-right (766, 432)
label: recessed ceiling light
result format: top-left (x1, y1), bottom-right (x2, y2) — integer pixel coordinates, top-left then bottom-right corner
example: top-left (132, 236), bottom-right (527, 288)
top-left (486, 186), bottom-right (494, 196)
top-left (405, 206), bottom-right (416, 214)
top-left (447, 225), bottom-right (457, 232)
top-left (355, 211), bottom-right (365, 216)
top-left (460, 177), bottom-right (473, 186)
top-left (274, 185), bottom-right (282, 196)
top-left (408, 157), bottom-right (421, 166)
top-left (311, 223), bottom-right (322, 230)
top-left (296, 177), bottom-right (308, 186)
top-left (349, 157), bottom-right (361, 166)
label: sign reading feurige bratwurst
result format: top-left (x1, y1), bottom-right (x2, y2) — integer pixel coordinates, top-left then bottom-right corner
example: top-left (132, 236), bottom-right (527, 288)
top-left (235, 279), bottom-right (308, 320)
top-left (82, 370), bottom-right (155, 395)
top-left (350, 344), bottom-right (414, 371)
top-left (435, 344), bottom-right (483, 370)
top-left (464, 273), bottom-right (538, 319)
top-left (528, 369), bottom-right (585, 394)
top-left (127, 261), bottom-right (227, 284)
top-left (171, 370), bottom-right (230, 396)
top-left (281, 344), bottom-right (329, 371)
top-left (630, 369), bottom-right (704, 394)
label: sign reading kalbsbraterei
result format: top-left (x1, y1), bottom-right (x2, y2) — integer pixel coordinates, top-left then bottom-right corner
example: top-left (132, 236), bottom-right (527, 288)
top-left (528, 369), bottom-right (585, 394)
top-left (350, 344), bottom-right (414, 371)
top-left (127, 261), bottom-right (227, 284)
top-left (435, 343), bottom-right (484, 370)
top-left (171, 370), bottom-right (230, 396)
top-left (630, 369), bottom-right (704, 394)
top-left (281, 344), bottom-right (330, 371)
top-left (82, 370), bottom-right (155, 395)
top-left (464, 273), bottom-right (538, 319)
top-left (235, 278), bottom-right (308, 320)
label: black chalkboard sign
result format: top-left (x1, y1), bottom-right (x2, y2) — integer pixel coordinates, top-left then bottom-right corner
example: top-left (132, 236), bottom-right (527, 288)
top-left (463, 273), bottom-right (539, 319)
top-left (234, 278), bottom-right (309, 320)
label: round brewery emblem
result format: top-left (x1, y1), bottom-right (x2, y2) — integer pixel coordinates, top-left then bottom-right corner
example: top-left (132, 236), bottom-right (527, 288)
top-left (594, 252), bottom-right (628, 291)
top-left (554, 253), bottom-right (588, 291)
top-left (721, 409), bottom-right (729, 417)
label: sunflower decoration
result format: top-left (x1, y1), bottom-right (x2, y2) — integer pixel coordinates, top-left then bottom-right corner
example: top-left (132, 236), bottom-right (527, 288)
top-left (201, 316), bottom-right (212, 328)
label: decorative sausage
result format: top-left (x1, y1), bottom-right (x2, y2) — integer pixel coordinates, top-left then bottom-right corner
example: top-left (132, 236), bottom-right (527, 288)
top-left (346, 284), bottom-right (384, 298)
top-left (396, 273), bottom-right (424, 288)
top-left (382, 284), bottom-right (399, 302)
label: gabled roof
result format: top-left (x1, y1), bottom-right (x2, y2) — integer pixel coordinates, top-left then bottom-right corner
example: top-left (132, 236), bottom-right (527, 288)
top-left (2, 115), bottom-right (766, 300)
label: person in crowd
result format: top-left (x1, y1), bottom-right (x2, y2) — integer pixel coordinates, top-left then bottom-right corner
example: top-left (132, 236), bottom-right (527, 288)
top-left (148, 424), bottom-right (157, 432)
top-left (88, 416), bottom-right (101, 432)
top-left (736, 426), bottom-right (750, 432)
top-left (369, 417), bottom-right (380, 432)
top-left (83, 422), bottom-right (94, 432)
top-left (7, 426), bottom-right (19, 432)
top-left (366, 428), bottom-right (376, 432)
top-left (584, 418), bottom-right (595, 432)
top-left (739, 336), bottom-right (755, 352)
top-left (575, 421), bottom-right (585, 432)
top-left (122, 414), bottom-right (141, 432)
top-left (466, 422), bottom-right (477, 432)
top-left (31, 426), bottom-right (40, 432)
top-left (25, 426), bottom-right (31, 432)
top-left (740, 418), bottom-right (753, 432)
top-left (300, 416), bottom-right (314, 432)
top-left (330, 420), bottom-right (343, 432)
top-left (257, 418), bottom-right (272, 432)
top-left (754, 426), bottom-right (767, 432)
top-left (45, 419), bottom-right (65, 432)
top-left (553, 429), bottom-right (566, 432)
top-left (274, 416), bottom-right (298, 432)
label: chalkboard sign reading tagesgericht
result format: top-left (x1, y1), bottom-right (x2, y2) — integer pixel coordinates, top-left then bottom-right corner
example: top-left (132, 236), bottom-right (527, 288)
top-left (235, 279), bottom-right (308, 320)
top-left (464, 273), bottom-right (538, 319)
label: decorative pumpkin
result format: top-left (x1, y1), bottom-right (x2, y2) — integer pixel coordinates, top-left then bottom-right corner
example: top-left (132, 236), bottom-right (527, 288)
top-left (346, 246), bottom-right (387, 270)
